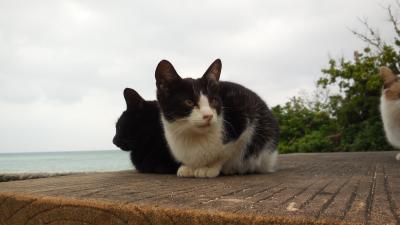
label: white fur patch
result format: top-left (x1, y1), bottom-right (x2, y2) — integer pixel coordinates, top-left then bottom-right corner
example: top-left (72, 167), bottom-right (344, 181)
top-left (182, 93), bottom-right (217, 132)
top-left (162, 114), bottom-right (224, 169)
top-left (198, 95), bottom-right (213, 116)
top-left (177, 165), bottom-right (194, 177)
top-left (259, 150), bottom-right (278, 173)
top-left (380, 93), bottom-right (400, 149)
top-left (222, 140), bottom-right (278, 175)
top-left (194, 167), bottom-right (220, 178)
top-left (161, 93), bottom-right (224, 173)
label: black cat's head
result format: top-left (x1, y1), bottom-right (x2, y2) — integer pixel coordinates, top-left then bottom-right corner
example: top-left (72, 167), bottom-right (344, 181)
top-left (113, 88), bottom-right (158, 151)
top-left (155, 59), bottom-right (223, 133)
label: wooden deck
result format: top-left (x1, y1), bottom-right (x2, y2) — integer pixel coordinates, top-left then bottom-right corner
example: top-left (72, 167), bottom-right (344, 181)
top-left (0, 152), bottom-right (399, 225)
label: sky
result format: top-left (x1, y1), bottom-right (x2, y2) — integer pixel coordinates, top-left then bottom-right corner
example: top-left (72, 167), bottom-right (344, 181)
top-left (0, 0), bottom-right (397, 153)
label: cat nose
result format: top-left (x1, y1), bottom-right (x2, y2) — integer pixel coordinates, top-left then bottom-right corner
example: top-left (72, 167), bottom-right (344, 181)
top-left (203, 114), bottom-right (213, 122)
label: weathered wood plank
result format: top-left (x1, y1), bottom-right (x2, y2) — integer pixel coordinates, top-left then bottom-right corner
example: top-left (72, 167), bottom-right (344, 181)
top-left (0, 151), bottom-right (399, 225)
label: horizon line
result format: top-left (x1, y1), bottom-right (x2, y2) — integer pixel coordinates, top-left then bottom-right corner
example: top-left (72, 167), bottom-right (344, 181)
top-left (0, 149), bottom-right (121, 154)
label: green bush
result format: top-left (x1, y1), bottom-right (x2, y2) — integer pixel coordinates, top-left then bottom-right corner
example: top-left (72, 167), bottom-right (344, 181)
top-left (273, 5), bottom-right (400, 153)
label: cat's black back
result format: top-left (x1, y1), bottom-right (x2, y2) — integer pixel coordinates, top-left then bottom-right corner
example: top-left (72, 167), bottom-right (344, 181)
top-left (218, 81), bottom-right (279, 158)
top-left (113, 88), bottom-right (179, 174)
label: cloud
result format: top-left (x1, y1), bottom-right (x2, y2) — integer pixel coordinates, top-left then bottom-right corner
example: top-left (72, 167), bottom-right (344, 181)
top-left (0, 0), bottom-right (395, 152)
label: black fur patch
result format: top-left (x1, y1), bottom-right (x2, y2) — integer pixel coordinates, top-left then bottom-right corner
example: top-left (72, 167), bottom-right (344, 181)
top-left (218, 81), bottom-right (280, 158)
top-left (113, 88), bottom-right (179, 174)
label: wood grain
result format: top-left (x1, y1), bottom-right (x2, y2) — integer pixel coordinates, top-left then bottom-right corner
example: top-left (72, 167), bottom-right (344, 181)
top-left (0, 152), bottom-right (399, 225)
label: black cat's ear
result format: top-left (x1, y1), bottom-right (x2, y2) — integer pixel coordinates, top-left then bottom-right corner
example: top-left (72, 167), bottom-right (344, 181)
top-left (203, 59), bottom-right (222, 81)
top-left (123, 88), bottom-right (144, 110)
top-left (155, 60), bottom-right (181, 91)
top-left (380, 66), bottom-right (398, 89)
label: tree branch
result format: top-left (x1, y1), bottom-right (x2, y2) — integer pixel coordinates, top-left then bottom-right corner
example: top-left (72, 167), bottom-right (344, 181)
top-left (387, 5), bottom-right (400, 37)
top-left (349, 17), bottom-right (383, 50)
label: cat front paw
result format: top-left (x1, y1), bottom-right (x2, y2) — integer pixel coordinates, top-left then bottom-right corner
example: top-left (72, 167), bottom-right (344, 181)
top-left (177, 165), bottom-right (194, 177)
top-left (194, 167), bottom-right (220, 178)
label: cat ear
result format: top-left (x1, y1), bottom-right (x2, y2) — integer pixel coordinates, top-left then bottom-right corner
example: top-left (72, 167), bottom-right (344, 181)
top-left (203, 59), bottom-right (222, 81)
top-left (123, 88), bottom-right (144, 110)
top-left (155, 60), bottom-right (181, 91)
top-left (380, 66), bottom-right (398, 89)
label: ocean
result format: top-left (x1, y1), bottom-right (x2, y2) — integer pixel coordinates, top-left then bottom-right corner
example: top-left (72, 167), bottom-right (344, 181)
top-left (0, 150), bottom-right (133, 173)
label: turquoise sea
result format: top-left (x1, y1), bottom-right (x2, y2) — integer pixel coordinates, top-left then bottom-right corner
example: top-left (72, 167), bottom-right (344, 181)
top-left (0, 150), bottom-right (133, 173)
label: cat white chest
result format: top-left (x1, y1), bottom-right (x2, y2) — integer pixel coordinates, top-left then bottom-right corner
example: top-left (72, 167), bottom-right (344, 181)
top-left (161, 116), bottom-right (226, 168)
top-left (167, 132), bottom-right (224, 168)
top-left (380, 95), bottom-right (400, 148)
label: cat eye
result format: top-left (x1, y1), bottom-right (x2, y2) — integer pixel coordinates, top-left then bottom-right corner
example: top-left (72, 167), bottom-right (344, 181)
top-left (184, 99), bottom-right (194, 107)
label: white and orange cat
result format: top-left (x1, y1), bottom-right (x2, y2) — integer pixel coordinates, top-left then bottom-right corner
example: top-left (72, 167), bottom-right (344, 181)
top-left (379, 67), bottom-right (400, 160)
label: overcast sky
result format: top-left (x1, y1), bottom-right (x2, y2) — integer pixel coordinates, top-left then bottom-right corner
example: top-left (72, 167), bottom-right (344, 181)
top-left (0, 0), bottom-right (396, 153)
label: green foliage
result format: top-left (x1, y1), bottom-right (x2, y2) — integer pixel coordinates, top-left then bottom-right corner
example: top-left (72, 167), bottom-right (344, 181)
top-left (315, 45), bottom-right (393, 152)
top-left (274, 6), bottom-right (400, 153)
top-left (272, 97), bottom-right (337, 153)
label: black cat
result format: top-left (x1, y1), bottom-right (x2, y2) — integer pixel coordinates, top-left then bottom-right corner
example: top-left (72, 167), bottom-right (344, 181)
top-left (113, 88), bottom-right (179, 173)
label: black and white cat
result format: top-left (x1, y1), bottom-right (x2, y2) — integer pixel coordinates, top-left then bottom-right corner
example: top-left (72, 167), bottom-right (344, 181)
top-left (379, 67), bottom-right (400, 160)
top-left (155, 59), bottom-right (279, 178)
top-left (113, 88), bottom-right (180, 173)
